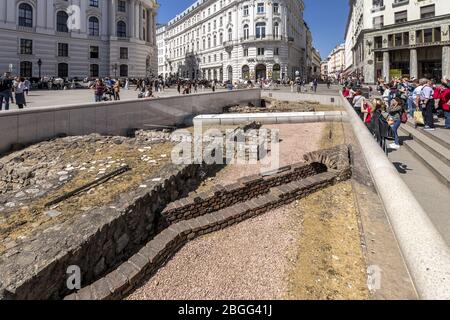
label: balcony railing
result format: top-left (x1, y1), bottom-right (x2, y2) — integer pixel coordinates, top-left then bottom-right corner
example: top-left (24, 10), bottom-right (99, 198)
top-left (239, 35), bottom-right (284, 43)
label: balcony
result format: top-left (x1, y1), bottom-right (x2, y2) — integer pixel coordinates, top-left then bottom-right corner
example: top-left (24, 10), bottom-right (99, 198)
top-left (371, 5), bottom-right (385, 13)
top-left (392, 0), bottom-right (409, 8)
top-left (240, 35), bottom-right (284, 43)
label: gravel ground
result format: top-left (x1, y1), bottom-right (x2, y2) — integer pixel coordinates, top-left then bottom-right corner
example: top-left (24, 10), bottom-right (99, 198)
top-left (127, 203), bottom-right (304, 300)
top-left (127, 123), bottom-right (327, 300)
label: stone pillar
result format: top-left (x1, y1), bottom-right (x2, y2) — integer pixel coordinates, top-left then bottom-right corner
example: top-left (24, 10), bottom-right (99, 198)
top-left (383, 51), bottom-right (390, 82)
top-left (135, 2), bottom-right (140, 40)
top-left (36, 0), bottom-right (46, 28)
top-left (147, 9), bottom-right (152, 44)
top-left (410, 49), bottom-right (418, 80)
top-left (101, 0), bottom-right (108, 36)
top-left (46, 0), bottom-right (54, 30)
top-left (443, 46), bottom-right (450, 79)
top-left (129, 0), bottom-right (135, 38)
top-left (139, 4), bottom-right (143, 40)
top-left (152, 11), bottom-right (157, 45)
top-left (110, 0), bottom-right (116, 37)
top-left (80, 0), bottom-right (87, 33)
top-left (6, 0), bottom-right (15, 24)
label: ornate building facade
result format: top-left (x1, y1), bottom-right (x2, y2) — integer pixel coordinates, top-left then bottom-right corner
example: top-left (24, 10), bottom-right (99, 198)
top-left (0, 0), bottom-right (159, 78)
top-left (345, 0), bottom-right (450, 83)
top-left (159, 0), bottom-right (309, 82)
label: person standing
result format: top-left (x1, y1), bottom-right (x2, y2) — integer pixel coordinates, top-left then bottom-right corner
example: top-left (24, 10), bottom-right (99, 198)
top-left (91, 79), bottom-right (106, 102)
top-left (420, 79), bottom-right (436, 131)
top-left (313, 78), bottom-right (318, 93)
top-left (113, 80), bottom-right (121, 100)
top-left (13, 77), bottom-right (26, 109)
top-left (212, 80), bottom-right (216, 92)
top-left (124, 78), bottom-right (129, 90)
top-left (0, 72), bottom-right (13, 111)
top-left (24, 78), bottom-right (31, 95)
top-left (439, 78), bottom-right (450, 129)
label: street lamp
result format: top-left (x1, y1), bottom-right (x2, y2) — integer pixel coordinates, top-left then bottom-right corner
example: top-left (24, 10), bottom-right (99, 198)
top-left (112, 63), bottom-right (118, 78)
top-left (37, 59), bottom-right (42, 79)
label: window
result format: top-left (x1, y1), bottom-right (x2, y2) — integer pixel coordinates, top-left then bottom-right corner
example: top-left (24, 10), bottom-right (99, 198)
top-left (273, 3), bottom-right (279, 14)
top-left (90, 64), bottom-right (99, 77)
top-left (256, 22), bottom-right (266, 39)
top-left (420, 5), bottom-right (435, 19)
top-left (257, 3), bottom-right (265, 14)
top-left (243, 24), bottom-right (249, 40)
top-left (90, 46), bottom-right (99, 59)
top-left (118, 0), bottom-right (126, 12)
top-left (120, 64), bottom-right (128, 77)
top-left (373, 16), bottom-right (384, 28)
top-left (88, 17), bottom-right (99, 36)
top-left (416, 28), bottom-right (441, 44)
top-left (58, 63), bottom-right (69, 78)
top-left (20, 39), bottom-right (33, 55)
top-left (228, 28), bottom-right (232, 41)
top-left (57, 11), bottom-right (69, 32)
top-left (18, 3), bottom-right (33, 27)
top-left (273, 22), bottom-right (279, 38)
top-left (395, 11), bottom-right (407, 23)
top-left (242, 65), bottom-right (250, 80)
top-left (58, 43), bottom-right (68, 57)
top-left (243, 5), bottom-right (249, 16)
top-left (20, 61), bottom-right (32, 77)
top-left (117, 21), bottom-right (126, 37)
top-left (274, 47), bottom-right (279, 55)
top-left (243, 48), bottom-right (248, 57)
top-left (257, 48), bottom-right (265, 56)
top-left (120, 47), bottom-right (128, 59)
top-left (89, 0), bottom-right (99, 7)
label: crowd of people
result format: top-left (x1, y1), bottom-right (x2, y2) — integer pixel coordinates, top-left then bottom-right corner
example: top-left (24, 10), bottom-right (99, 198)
top-left (345, 77), bottom-right (450, 151)
top-left (0, 72), bottom-right (31, 110)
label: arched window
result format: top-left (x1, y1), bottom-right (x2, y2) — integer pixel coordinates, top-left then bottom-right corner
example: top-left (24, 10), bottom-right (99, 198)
top-left (242, 65), bottom-right (250, 80)
top-left (56, 11), bottom-right (69, 32)
top-left (228, 28), bottom-right (232, 42)
top-left (213, 35), bottom-right (217, 47)
top-left (120, 64), bottom-right (128, 77)
top-left (117, 21), bottom-right (126, 37)
top-left (58, 63), bottom-right (68, 78)
top-left (219, 33), bottom-right (223, 45)
top-left (273, 22), bottom-right (279, 38)
top-left (20, 61), bottom-right (32, 77)
top-left (243, 24), bottom-right (249, 40)
top-left (256, 22), bottom-right (266, 39)
top-left (227, 65), bottom-right (233, 81)
top-left (272, 64), bottom-right (281, 80)
top-left (18, 3), bottom-right (33, 27)
top-left (88, 17), bottom-right (99, 36)
top-left (208, 37), bottom-right (211, 48)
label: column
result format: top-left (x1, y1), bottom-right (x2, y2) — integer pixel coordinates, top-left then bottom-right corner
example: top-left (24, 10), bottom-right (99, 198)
top-left (152, 11), bottom-right (157, 45)
top-left (129, 0), bottom-right (135, 38)
top-left (410, 49), bottom-right (418, 79)
top-left (80, 0), bottom-right (87, 33)
top-left (147, 9), bottom-right (151, 43)
top-left (267, 2), bottom-right (273, 37)
top-left (134, 1), bottom-right (140, 39)
top-left (110, 0), bottom-right (116, 37)
top-left (36, 1), bottom-right (46, 28)
top-left (139, 3), bottom-right (143, 40)
top-left (443, 46), bottom-right (450, 79)
top-left (6, 0), bottom-right (15, 24)
top-left (101, 0), bottom-right (108, 36)
top-left (0, 0), bottom-right (6, 23)
top-left (383, 51), bottom-right (390, 82)
top-left (45, 0), bottom-right (54, 30)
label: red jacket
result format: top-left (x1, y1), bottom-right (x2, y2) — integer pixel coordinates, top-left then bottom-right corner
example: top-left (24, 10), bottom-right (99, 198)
top-left (440, 87), bottom-right (450, 111)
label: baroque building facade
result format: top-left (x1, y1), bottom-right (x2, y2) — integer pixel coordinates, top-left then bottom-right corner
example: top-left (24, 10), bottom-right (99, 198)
top-left (345, 0), bottom-right (450, 83)
top-left (0, 0), bottom-right (159, 79)
top-left (158, 0), bottom-right (309, 82)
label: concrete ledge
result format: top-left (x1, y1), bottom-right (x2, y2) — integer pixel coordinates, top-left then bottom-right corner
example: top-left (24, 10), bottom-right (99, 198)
top-left (193, 111), bottom-right (345, 126)
top-left (340, 93), bottom-right (450, 299)
top-left (0, 89), bottom-right (261, 154)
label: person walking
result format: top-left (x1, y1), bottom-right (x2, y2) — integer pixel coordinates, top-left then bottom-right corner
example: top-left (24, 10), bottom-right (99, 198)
top-left (0, 72), bottom-right (13, 111)
top-left (124, 78), bottom-right (129, 90)
top-left (24, 78), bottom-right (31, 95)
top-left (212, 80), bottom-right (216, 92)
top-left (313, 78), bottom-right (318, 93)
top-left (13, 77), bottom-right (26, 109)
top-left (420, 79), bottom-right (436, 131)
top-left (439, 78), bottom-right (450, 129)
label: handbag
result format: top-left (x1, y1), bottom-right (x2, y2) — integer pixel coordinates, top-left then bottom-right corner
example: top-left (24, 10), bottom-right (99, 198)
top-left (414, 109), bottom-right (425, 125)
top-left (400, 110), bottom-right (408, 124)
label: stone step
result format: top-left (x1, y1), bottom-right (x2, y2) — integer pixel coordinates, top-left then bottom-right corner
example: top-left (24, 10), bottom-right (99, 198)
top-left (406, 120), bottom-right (450, 150)
top-left (403, 140), bottom-right (450, 188)
top-left (399, 125), bottom-right (450, 167)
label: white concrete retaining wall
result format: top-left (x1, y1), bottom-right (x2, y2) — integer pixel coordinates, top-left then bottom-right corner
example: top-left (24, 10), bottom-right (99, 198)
top-left (339, 93), bottom-right (450, 300)
top-left (264, 91), bottom-right (343, 107)
top-left (194, 112), bottom-right (345, 126)
top-left (0, 89), bottom-right (261, 154)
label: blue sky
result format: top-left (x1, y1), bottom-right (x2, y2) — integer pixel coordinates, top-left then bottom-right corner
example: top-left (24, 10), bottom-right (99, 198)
top-left (156, 0), bottom-right (349, 60)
